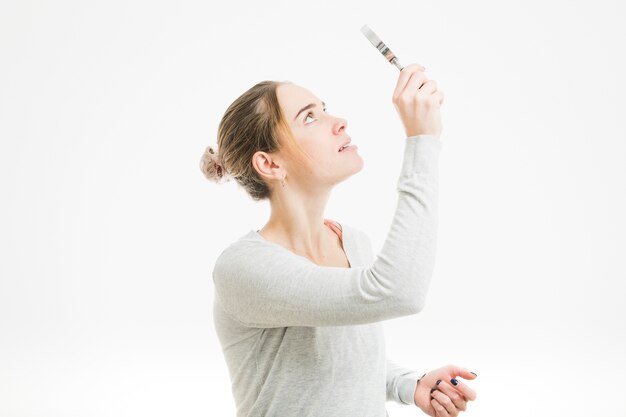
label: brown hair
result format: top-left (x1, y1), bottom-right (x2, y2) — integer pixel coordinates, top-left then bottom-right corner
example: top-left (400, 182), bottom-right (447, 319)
top-left (199, 80), bottom-right (314, 201)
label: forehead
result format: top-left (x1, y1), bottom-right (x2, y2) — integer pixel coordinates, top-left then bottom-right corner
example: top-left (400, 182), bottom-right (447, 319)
top-left (277, 84), bottom-right (321, 118)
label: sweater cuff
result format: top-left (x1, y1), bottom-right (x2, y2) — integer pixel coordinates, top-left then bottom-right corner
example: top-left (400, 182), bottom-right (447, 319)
top-left (400, 134), bottom-right (443, 177)
top-left (397, 372), bottom-right (423, 405)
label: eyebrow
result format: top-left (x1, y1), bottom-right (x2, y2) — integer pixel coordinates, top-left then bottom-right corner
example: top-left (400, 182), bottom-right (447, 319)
top-left (294, 101), bottom-right (326, 122)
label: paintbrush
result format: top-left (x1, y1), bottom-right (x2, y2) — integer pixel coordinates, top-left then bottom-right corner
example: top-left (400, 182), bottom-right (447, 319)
top-left (360, 24), bottom-right (405, 71)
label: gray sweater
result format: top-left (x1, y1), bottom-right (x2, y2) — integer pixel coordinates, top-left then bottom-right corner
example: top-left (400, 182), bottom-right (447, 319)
top-left (212, 134), bottom-right (443, 416)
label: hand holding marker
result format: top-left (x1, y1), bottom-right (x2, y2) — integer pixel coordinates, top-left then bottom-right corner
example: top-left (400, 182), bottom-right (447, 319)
top-left (360, 24), bottom-right (444, 139)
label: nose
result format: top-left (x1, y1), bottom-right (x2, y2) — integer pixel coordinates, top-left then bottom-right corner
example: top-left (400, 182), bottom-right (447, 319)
top-left (333, 117), bottom-right (347, 135)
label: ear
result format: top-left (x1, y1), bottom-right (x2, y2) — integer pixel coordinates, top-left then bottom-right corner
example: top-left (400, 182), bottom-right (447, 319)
top-left (252, 151), bottom-right (283, 182)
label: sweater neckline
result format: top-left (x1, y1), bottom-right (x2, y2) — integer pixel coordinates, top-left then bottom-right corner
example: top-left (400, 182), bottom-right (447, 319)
top-left (249, 222), bottom-right (352, 269)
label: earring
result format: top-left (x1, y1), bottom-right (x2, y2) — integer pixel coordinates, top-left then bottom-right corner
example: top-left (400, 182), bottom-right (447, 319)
top-left (281, 173), bottom-right (286, 188)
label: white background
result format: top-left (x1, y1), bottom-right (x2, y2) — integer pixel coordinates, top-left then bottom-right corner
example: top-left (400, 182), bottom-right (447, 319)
top-left (1, 0), bottom-right (625, 416)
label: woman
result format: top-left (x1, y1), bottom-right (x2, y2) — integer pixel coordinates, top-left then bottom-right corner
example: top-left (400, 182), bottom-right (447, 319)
top-left (200, 63), bottom-right (477, 417)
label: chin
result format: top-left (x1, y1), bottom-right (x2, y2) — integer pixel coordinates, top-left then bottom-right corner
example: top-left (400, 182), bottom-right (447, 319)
top-left (342, 158), bottom-right (365, 180)
top-left (353, 155), bottom-right (365, 172)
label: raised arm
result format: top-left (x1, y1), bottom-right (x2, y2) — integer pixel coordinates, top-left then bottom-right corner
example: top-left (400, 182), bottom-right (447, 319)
top-left (212, 134), bottom-right (442, 328)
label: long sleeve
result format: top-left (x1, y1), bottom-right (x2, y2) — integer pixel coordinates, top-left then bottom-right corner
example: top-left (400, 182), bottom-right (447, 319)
top-left (212, 134), bottom-right (442, 328)
top-left (386, 358), bottom-right (424, 405)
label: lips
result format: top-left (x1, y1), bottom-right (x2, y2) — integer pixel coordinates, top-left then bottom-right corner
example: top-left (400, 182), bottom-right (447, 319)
top-left (338, 137), bottom-right (352, 152)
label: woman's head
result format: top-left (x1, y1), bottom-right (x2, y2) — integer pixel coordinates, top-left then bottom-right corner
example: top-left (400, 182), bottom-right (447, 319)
top-left (200, 80), bottom-right (362, 201)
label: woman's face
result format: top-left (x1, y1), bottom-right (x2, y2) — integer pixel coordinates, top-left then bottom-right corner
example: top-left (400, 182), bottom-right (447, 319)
top-left (276, 83), bottom-right (364, 187)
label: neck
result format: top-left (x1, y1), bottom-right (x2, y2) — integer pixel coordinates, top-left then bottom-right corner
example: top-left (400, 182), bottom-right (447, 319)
top-left (259, 186), bottom-right (335, 261)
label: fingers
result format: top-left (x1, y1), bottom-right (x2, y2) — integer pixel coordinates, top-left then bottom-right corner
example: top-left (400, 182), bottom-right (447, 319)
top-left (401, 71), bottom-right (429, 102)
top-left (435, 380), bottom-right (468, 410)
top-left (413, 79), bottom-right (441, 109)
top-left (432, 389), bottom-right (465, 416)
top-left (434, 90), bottom-right (445, 106)
top-left (446, 377), bottom-right (477, 401)
top-left (392, 63), bottom-right (426, 102)
top-left (430, 396), bottom-right (452, 417)
top-left (419, 79), bottom-right (438, 95)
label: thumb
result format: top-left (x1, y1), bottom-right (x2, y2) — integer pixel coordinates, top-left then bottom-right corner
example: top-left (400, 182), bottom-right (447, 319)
top-left (454, 367), bottom-right (478, 380)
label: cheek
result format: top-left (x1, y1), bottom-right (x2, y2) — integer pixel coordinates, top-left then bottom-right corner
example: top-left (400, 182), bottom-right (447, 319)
top-left (301, 137), bottom-right (337, 161)
top-left (308, 144), bottom-right (338, 167)
top-left (295, 134), bottom-right (345, 176)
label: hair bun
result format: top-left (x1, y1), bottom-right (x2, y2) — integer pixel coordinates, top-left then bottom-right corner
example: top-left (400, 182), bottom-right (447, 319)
top-left (200, 145), bottom-right (229, 183)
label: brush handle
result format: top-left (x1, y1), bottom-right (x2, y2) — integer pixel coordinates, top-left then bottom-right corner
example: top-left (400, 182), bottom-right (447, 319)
top-left (391, 57), bottom-right (404, 71)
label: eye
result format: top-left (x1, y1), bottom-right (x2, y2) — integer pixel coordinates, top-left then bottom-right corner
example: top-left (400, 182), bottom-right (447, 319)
top-left (304, 107), bottom-right (327, 125)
